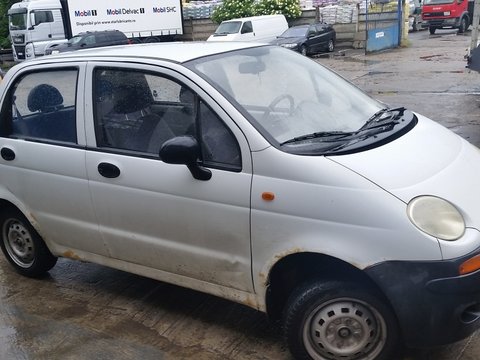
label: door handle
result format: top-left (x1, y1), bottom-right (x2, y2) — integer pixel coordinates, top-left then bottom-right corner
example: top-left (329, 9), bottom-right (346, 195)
top-left (1, 147), bottom-right (15, 161)
top-left (98, 162), bottom-right (120, 178)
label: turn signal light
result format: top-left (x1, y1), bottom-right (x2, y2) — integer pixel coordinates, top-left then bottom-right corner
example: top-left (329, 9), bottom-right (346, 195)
top-left (459, 254), bottom-right (480, 275)
top-left (262, 192), bottom-right (275, 201)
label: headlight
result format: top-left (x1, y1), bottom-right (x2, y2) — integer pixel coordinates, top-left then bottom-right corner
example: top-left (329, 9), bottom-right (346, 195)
top-left (407, 196), bottom-right (465, 241)
top-left (25, 43), bottom-right (34, 59)
top-left (444, 11), bottom-right (451, 16)
top-left (282, 43), bottom-right (297, 49)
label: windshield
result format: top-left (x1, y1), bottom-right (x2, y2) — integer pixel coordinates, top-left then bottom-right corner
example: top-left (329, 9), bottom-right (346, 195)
top-left (187, 46), bottom-right (385, 148)
top-left (280, 26), bottom-right (308, 38)
top-left (68, 36), bottom-right (83, 45)
top-left (215, 21), bottom-right (242, 35)
top-left (423, 0), bottom-right (454, 4)
top-left (9, 13), bottom-right (27, 30)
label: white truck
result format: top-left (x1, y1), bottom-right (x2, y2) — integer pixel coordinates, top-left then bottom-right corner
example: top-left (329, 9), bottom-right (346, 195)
top-left (8, 0), bottom-right (183, 61)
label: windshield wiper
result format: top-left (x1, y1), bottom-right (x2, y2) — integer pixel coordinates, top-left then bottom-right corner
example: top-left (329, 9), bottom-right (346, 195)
top-left (360, 107), bottom-right (406, 131)
top-left (280, 131), bottom-right (351, 145)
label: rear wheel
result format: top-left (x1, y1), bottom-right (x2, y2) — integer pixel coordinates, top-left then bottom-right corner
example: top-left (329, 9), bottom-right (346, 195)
top-left (0, 209), bottom-right (57, 277)
top-left (429, 26), bottom-right (436, 34)
top-left (144, 36), bottom-right (160, 43)
top-left (327, 39), bottom-right (335, 52)
top-left (458, 17), bottom-right (468, 33)
top-left (283, 280), bottom-right (400, 360)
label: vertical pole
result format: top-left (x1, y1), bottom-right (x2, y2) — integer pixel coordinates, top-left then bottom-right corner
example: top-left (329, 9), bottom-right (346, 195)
top-left (469, 0), bottom-right (480, 57)
top-left (365, 0), bottom-right (368, 54)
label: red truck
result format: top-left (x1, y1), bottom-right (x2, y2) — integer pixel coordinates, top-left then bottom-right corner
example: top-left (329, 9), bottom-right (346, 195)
top-left (422, 0), bottom-right (474, 34)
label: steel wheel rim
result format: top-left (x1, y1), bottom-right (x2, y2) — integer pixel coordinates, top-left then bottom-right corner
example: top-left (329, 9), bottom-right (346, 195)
top-left (303, 297), bottom-right (387, 360)
top-left (328, 40), bottom-right (334, 52)
top-left (3, 218), bottom-right (35, 268)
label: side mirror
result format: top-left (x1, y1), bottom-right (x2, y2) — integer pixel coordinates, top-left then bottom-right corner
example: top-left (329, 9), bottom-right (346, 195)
top-left (159, 136), bottom-right (212, 181)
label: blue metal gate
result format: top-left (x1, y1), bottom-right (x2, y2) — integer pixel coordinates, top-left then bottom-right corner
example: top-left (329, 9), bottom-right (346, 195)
top-left (363, 0), bottom-right (402, 53)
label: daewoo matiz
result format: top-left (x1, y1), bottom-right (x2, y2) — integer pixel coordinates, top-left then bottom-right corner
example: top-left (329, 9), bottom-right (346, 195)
top-left (0, 43), bottom-right (480, 360)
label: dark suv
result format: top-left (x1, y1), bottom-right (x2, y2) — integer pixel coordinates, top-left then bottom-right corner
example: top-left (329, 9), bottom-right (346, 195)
top-left (45, 30), bottom-right (129, 55)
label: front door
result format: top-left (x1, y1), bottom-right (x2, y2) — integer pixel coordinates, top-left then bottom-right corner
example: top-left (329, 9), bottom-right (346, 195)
top-left (84, 63), bottom-right (253, 291)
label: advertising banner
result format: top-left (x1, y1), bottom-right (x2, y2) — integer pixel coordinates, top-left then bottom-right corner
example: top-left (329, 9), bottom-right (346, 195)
top-left (66, 0), bottom-right (183, 37)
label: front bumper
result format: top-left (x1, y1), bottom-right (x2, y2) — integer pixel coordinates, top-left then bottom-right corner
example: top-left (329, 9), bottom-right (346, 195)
top-left (366, 247), bottom-right (480, 348)
top-left (423, 17), bottom-right (460, 28)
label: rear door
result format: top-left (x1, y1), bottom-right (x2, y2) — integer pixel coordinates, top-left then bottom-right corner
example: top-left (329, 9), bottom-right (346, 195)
top-left (0, 63), bottom-right (107, 256)
top-left (84, 62), bottom-right (254, 291)
top-left (315, 23), bottom-right (332, 50)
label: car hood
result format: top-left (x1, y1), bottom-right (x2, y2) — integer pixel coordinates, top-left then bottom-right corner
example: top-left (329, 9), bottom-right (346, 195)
top-left (207, 34), bottom-right (238, 42)
top-left (51, 43), bottom-right (77, 52)
top-left (271, 37), bottom-right (304, 45)
top-left (327, 113), bottom-right (480, 228)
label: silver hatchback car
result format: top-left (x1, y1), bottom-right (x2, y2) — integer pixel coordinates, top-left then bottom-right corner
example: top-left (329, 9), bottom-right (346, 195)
top-left (1, 42), bottom-right (480, 360)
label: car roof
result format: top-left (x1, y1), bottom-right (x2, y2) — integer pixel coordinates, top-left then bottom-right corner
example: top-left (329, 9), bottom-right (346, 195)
top-left (31, 42), bottom-right (264, 64)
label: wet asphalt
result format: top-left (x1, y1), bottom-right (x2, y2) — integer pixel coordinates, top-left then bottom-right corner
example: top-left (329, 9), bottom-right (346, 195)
top-left (0, 29), bottom-right (480, 359)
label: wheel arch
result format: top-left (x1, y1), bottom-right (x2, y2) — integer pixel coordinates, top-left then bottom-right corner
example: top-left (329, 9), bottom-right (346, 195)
top-left (0, 199), bottom-right (37, 228)
top-left (264, 252), bottom-right (393, 324)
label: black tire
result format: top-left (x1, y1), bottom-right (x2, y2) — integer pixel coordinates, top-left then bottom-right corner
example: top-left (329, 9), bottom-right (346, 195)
top-left (429, 26), bottom-right (436, 35)
top-left (0, 209), bottom-right (57, 277)
top-left (300, 45), bottom-right (308, 57)
top-left (458, 17), bottom-right (467, 33)
top-left (283, 280), bottom-right (400, 360)
top-left (327, 39), bottom-right (335, 53)
top-left (412, 18), bottom-right (418, 32)
top-left (144, 36), bottom-right (160, 43)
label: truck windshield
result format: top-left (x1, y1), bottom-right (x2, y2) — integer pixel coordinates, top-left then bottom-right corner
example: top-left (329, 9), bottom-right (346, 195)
top-left (9, 13), bottom-right (27, 30)
top-left (423, 0), bottom-right (455, 4)
top-left (215, 21), bottom-right (242, 35)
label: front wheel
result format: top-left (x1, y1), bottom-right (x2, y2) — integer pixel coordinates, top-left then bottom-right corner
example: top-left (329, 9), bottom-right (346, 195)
top-left (0, 209), bottom-right (57, 277)
top-left (429, 26), bottom-right (436, 35)
top-left (283, 280), bottom-right (400, 360)
top-left (300, 45), bottom-right (308, 56)
top-left (412, 18), bottom-right (418, 32)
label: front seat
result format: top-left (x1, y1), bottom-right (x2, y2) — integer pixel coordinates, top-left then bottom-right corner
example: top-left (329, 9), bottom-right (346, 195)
top-left (111, 82), bottom-right (174, 153)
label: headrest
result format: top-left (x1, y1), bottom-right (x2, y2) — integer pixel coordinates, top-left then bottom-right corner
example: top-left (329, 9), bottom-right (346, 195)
top-left (113, 83), bottom-right (153, 114)
top-left (27, 84), bottom-right (63, 112)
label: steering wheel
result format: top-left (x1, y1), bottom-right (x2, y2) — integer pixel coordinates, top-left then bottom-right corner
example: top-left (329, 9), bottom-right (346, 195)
top-left (262, 94), bottom-right (295, 119)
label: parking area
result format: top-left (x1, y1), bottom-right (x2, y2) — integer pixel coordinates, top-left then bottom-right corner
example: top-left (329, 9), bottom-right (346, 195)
top-left (0, 29), bottom-right (480, 360)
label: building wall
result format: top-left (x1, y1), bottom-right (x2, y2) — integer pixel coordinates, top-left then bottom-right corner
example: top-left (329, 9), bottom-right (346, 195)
top-left (178, 10), bottom-right (357, 48)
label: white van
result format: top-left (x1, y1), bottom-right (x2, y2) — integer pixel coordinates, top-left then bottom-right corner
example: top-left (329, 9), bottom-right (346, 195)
top-left (207, 14), bottom-right (288, 42)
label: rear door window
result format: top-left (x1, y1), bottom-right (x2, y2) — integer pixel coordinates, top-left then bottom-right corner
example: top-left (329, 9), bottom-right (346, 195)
top-left (1, 69), bottom-right (78, 144)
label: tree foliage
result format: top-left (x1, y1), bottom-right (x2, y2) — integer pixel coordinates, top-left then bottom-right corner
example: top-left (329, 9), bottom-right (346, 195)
top-left (212, 0), bottom-right (301, 24)
top-left (254, 0), bottom-right (302, 18)
top-left (0, 0), bottom-right (17, 49)
top-left (211, 0), bottom-right (256, 24)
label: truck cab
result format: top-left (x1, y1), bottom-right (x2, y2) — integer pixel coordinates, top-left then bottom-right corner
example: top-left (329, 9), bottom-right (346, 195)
top-left (421, 0), bottom-right (474, 34)
top-left (8, 0), bottom-right (65, 61)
